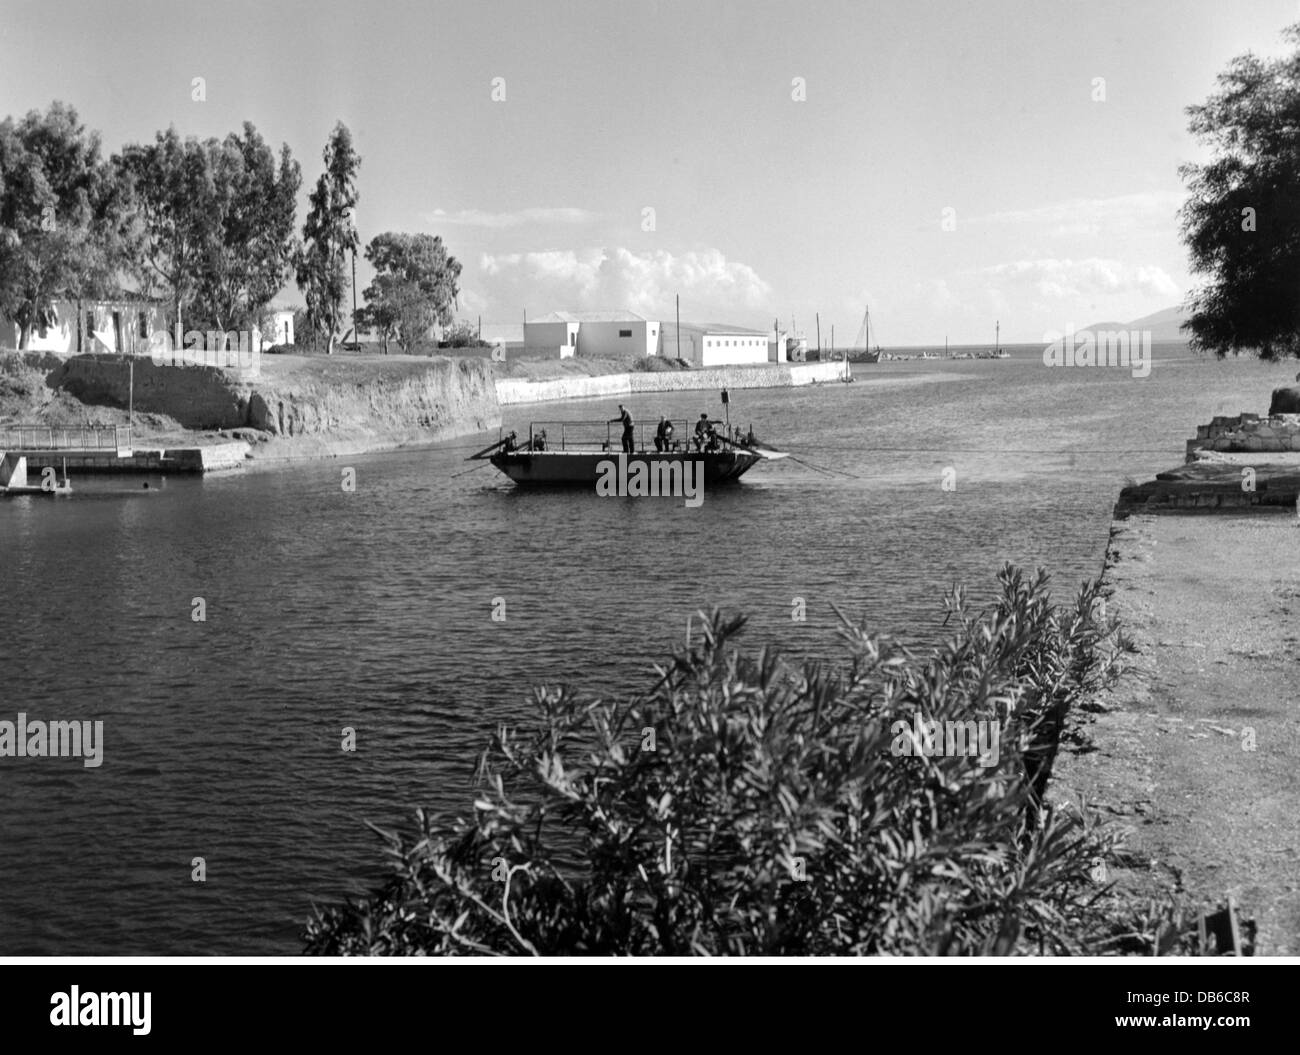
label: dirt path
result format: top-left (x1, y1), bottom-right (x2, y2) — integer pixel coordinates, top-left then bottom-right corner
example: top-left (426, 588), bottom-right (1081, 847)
top-left (1055, 512), bottom-right (1300, 953)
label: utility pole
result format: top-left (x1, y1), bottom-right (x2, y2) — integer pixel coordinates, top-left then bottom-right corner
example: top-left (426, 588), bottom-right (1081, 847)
top-left (816, 313), bottom-right (821, 354)
top-left (351, 245), bottom-right (358, 351)
top-left (676, 294), bottom-right (680, 360)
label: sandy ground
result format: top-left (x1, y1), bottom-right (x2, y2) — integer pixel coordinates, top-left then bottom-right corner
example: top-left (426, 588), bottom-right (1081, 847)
top-left (1054, 511), bottom-right (1300, 953)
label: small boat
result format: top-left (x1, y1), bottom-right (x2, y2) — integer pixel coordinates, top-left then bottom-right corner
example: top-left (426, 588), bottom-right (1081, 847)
top-left (848, 306), bottom-right (882, 363)
top-left (468, 419), bottom-right (787, 488)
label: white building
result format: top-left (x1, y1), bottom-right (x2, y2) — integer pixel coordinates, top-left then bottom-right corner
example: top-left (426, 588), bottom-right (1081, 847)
top-left (524, 310), bottom-right (659, 359)
top-left (697, 327), bottom-right (776, 367)
top-left (2, 297), bottom-right (169, 355)
top-left (267, 308), bottom-right (295, 347)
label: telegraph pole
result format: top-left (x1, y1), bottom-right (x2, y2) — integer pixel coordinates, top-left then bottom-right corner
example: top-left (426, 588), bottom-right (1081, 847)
top-left (676, 294), bottom-right (680, 360)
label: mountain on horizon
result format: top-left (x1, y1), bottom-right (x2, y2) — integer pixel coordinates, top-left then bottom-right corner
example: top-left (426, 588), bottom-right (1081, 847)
top-left (1084, 304), bottom-right (1189, 341)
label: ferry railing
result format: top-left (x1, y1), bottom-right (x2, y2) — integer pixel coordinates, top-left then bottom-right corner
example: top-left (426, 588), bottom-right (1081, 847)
top-left (522, 419), bottom-right (742, 454)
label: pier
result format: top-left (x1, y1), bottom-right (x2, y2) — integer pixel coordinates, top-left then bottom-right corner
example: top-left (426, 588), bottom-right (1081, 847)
top-left (1, 424), bottom-right (134, 457)
top-left (0, 424), bottom-right (248, 475)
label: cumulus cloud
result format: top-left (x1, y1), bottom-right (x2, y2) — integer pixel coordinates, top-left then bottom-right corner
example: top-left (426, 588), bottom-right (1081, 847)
top-left (424, 207), bottom-right (598, 229)
top-left (477, 247), bottom-right (772, 318)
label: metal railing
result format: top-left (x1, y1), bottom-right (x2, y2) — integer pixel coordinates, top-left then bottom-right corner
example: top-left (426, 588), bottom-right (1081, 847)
top-left (522, 419), bottom-right (744, 453)
top-left (0, 424), bottom-right (132, 451)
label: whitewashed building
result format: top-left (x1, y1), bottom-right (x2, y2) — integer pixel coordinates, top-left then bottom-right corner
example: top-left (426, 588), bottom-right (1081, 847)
top-left (697, 327), bottom-right (776, 367)
top-left (2, 297), bottom-right (169, 355)
top-left (524, 310), bottom-right (659, 359)
top-left (266, 307), bottom-right (295, 347)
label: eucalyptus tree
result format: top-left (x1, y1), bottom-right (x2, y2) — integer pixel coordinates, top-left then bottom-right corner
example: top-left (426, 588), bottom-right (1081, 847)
top-left (295, 122), bottom-right (360, 354)
top-left (116, 122), bottom-right (300, 346)
top-left (0, 102), bottom-right (127, 350)
top-left (114, 127), bottom-right (222, 345)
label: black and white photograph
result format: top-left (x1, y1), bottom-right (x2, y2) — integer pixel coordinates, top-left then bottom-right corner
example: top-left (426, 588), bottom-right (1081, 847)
top-left (0, 0), bottom-right (1297, 1029)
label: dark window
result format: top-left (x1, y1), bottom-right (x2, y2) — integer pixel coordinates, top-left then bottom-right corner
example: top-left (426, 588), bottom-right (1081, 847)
top-left (138, 312), bottom-right (149, 338)
top-left (618, 329), bottom-right (632, 337)
top-left (86, 311), bottom-right (95, 337)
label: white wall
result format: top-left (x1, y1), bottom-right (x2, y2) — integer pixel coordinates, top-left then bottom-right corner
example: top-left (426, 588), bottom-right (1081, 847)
top-left (575, 320), bottom-right (657, 359)
top-left (271, 311), bottom-right (294, 346)
top-left (524, 320), bottom-right (578, 352)
top-left (700, 333), bottom-right (770, 367)
top-left (3, 301), bottom-right (165, 354)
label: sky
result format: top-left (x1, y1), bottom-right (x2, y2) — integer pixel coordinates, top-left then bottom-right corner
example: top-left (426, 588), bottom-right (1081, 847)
top-left (2, 0), bottom-right (1298, 345)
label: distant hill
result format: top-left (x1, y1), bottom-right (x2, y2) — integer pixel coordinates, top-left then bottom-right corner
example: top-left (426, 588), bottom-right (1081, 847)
top-left (1085, 305), bottom-right (1189, 341)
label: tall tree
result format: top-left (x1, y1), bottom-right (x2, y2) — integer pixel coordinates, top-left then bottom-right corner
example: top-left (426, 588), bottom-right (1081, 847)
top-left (356, 232), bottom-right (461, 353)
top-left (1180, 23), bottom-right (1300, 359)
top-left (0, 102), bottom-right (117, 350)
top-left (295, 122), bottom-right (360, 355)
top-left (194, 123), bottom-right (301, 335)
top-left (114, 127), bottom-right (223, 346)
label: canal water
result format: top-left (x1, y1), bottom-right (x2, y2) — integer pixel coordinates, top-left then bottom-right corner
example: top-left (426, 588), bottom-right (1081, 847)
top-left (0, 344), bottom-right (1289, 953)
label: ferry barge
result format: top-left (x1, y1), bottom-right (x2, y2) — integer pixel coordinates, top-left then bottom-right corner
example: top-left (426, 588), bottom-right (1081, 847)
top-left (468, 418), bottom-right (786, 488)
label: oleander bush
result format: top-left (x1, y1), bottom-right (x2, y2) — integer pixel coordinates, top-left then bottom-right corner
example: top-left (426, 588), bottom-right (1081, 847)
top-left (305, 565), bottom-right (1128, 955)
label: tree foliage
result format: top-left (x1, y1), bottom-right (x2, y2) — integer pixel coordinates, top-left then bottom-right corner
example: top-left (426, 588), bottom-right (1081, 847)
top-left (114, 127), bottom-right (219, 342)
top-left (305, 567), bottom-right (1131, 956)
top-left (439, 319), bottom-right (490, 348)
top-left (0, 102), bottom-right (130, 349)
top-left (115, 123), bottom-right (299, 341)
top-left (1180, 23), bottom-right (1300, 359)
top-left (355, 232), bottom-right (461, 353)
top-left (194, 124), bottom-right (300, 333)
top-left (295, 122), bottom-right (360, 355)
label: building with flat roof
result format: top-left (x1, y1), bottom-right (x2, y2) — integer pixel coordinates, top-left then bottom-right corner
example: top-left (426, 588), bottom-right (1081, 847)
top-left (524, 310), bottom-right (659, 359)
top-left (659, 322), bottom-right (783, 366)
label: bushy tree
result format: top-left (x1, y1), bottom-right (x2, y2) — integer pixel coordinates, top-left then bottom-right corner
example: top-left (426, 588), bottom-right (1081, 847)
top-left (356, 232), bottom-right (461, 353)
top-left (194, 124), bottom-right (300, 334)
top-left (115, 127), bottom-right (220, 345)
top-left (0, 102), bottom-right (129, 350)
top-left (305, 567), bottom-right (1129, 956)
top-left (116, 123), bottom-right (299, 344)
top-left (439, 319), bottom-right (490, 348)
top-left (295, 123), bottom-right (359, 355)
top-left (1180, 23), bottom-right (1300, 359)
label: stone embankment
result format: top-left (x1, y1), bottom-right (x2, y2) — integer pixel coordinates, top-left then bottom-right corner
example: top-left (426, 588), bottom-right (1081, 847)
top-left (41, 353), bottom-right (501, 466)
top-left (495, 361), bottom-right (845, 405)
top-left (1117, 386), bottom-right (1300, 515)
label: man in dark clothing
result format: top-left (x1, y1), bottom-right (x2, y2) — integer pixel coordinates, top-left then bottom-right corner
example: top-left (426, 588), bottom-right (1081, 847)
top-left (693, 413), bottom-right (716, 452)
top-left (609, 404), bottom-right (634, 453)
top-left (655, 416), bottom-right (674, 452)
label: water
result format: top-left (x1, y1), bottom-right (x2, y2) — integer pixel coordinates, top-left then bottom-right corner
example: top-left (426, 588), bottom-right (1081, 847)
top-left (0, 343), bottom-right (1290, 953)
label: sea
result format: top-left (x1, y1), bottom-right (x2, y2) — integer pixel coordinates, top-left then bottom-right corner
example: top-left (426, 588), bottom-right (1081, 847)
top-left (0, 341), bottom-right (1292, 953)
